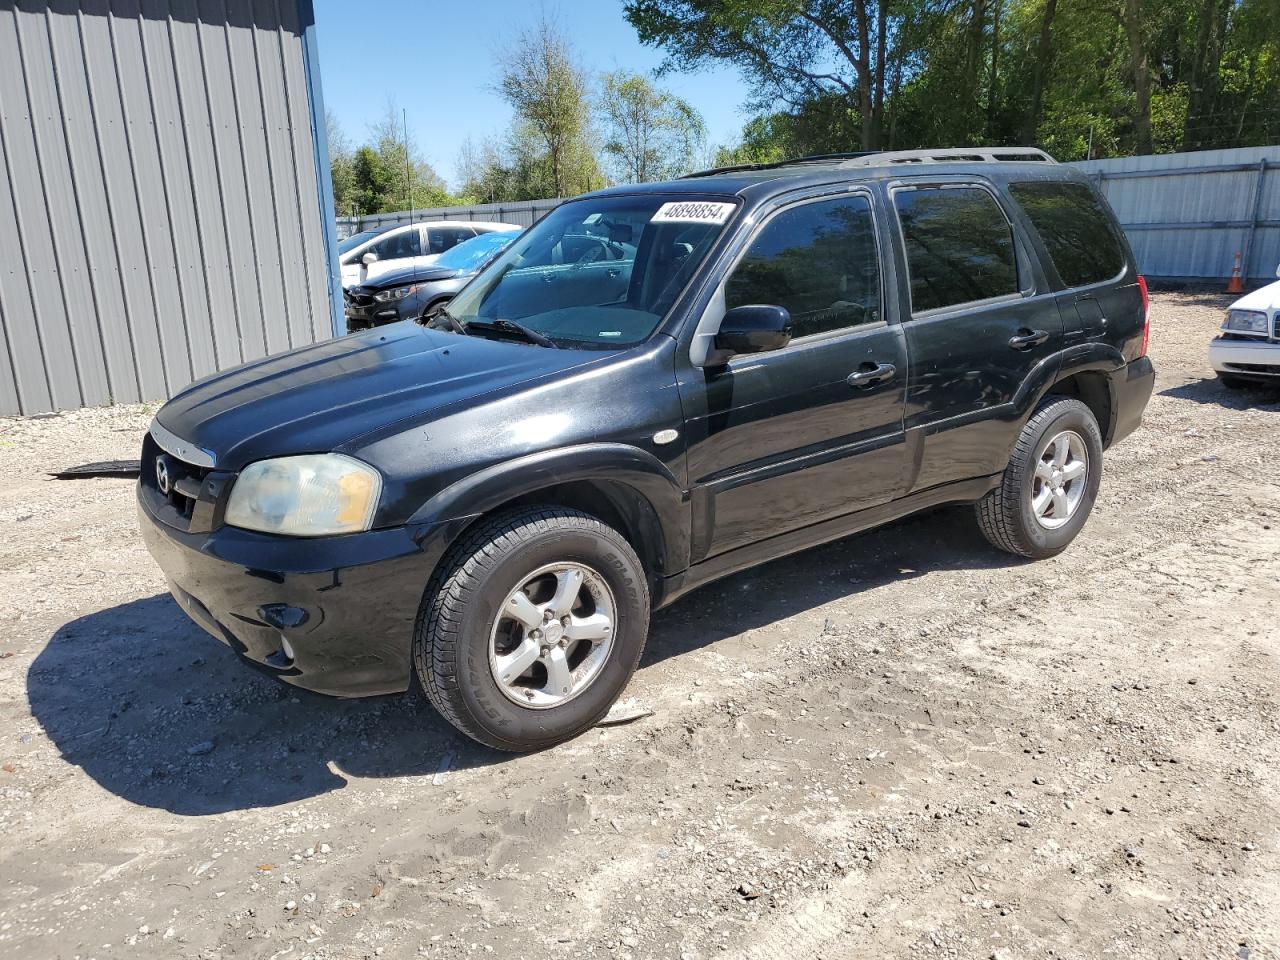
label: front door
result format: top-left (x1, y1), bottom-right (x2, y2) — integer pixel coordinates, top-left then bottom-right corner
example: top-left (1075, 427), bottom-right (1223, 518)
top-left (677, 192), bottom-right (910, 561)
top-left (889, 182), bottom-right (1064, 490)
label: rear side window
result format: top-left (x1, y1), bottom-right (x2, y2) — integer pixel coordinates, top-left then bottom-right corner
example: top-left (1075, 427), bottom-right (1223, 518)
top-left (1008, 181), bottom-right (1125, 287)
top-left (370, 229), bottom-right (421, 261)
top-left (725, 195), bottom-right (881, 338)
top-left (427, 226), bottom-right (476, 255)
top-left (894, 187), bottom-right (1019, 313)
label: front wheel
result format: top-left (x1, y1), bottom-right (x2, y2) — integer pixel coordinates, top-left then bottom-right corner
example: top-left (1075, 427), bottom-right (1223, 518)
top-left (975, 396), bottom-right (1103, 559)
top-left (414, 507), bottom-right (650, 751)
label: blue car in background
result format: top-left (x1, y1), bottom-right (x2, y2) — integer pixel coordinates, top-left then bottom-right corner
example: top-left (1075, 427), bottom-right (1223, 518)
top-left (344, 228), bottom-right (521, 331)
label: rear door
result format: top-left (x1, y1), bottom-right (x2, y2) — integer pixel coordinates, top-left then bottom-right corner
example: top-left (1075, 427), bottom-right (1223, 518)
top-left (677, 190), bottom-right (910, 561)
top-left (1004, 179), bottom-right (1138, 348)
top-left (889, 181), bottom-right (1063, 490)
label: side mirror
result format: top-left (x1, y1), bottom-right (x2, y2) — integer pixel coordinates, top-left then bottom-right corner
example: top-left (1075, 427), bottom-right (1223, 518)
top-left (362, 251), bottom-right (379, 266)
top-left (705, 304), bottom-right (792, 366)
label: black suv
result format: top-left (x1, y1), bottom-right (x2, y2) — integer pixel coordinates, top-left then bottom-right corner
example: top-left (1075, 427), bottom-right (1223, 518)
top-left (138, 148), bottom-right (1155, 752)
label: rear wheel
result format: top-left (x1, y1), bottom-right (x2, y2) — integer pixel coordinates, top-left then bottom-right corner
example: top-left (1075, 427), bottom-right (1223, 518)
top-left (976, 396), bottom-right (1103, 559)
top-left (414, 507), bottom-right (649, 751)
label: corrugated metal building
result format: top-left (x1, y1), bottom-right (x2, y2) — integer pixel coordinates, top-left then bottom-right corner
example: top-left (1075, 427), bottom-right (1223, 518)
top-left (0, 0), bottom-right (340, 416)
top-left (1073, 146), bottom-right (1279, 285)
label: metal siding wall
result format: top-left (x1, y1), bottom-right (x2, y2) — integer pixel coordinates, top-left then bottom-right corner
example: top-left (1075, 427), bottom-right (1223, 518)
top-left (0, 0), bottom-right (334, 415)
top-left (1071, 147), bottom-right (1280, 283)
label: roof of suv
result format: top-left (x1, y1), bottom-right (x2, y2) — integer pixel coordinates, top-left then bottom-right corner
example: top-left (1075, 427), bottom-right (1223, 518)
top-left (584, 147), bottom-right (1088, 203)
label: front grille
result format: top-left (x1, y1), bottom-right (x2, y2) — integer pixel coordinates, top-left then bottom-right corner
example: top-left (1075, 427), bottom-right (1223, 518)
top-left (1224, 362), bottom-right (1280, 375)
top-left (141, 433), bottom-right (224, 532)
top-left (347, 289), bottom-right (375, 307)
top-left (1274, 315), bottom-right (1280, 341)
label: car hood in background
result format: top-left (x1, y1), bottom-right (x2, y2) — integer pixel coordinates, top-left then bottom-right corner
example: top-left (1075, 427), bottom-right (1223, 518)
top-left (1229, 278), bottom-right (1280, 314)
top-left (154, 324), bottom-right (601, 471)
top-left (354, 265), bottom-right (460, 292)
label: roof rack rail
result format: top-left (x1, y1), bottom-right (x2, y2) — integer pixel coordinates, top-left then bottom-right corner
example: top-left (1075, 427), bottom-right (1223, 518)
top-left (679, 151), bottom-right (881, 179)
top-left (679, 147), bottom-right (1054, 179)
top-left (840, 147), bottom-right (1056, 166)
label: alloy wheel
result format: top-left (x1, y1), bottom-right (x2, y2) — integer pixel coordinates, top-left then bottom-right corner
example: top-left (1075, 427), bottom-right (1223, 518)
top-left (488, 562), bottom-right (616, 709)
top-left (1031, 429), bottom-right (1089, 530)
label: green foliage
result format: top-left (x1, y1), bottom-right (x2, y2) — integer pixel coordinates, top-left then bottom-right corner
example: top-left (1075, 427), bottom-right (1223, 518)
top-left (629, 0), bottom-right (1280, 162)
top-left (598, 71), bottom-right (706, 182)
top-left (325, 105), bottom-right (465, 218)
top-left (495, 17), bottom-right (603, 198)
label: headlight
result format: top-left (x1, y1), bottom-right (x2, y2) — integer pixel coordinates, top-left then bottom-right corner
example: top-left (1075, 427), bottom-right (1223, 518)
top-left (373, 284), bottom-right (422, 302)
top-left (225, 454), bottom-right (381, 536)
top-left (1223, 309), bottom-right (1269, 335)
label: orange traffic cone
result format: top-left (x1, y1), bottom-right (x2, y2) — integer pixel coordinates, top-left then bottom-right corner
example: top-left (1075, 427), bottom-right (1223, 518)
top-left (1226, 251), bottom-right (1244, 294)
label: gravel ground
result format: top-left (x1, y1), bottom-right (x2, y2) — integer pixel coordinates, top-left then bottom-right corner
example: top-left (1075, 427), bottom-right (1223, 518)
top-left (1, 292), bottom-right (1278, 960)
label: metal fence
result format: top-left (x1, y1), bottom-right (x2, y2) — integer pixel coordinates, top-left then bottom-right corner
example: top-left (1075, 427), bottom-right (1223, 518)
top-left (342, 147), bottom-right (1280, 284)
top-left (335, 198), bottom-right (562, 239)
top-left (1070, 146), bottom-right (1279, 284)
top-left (0, 0), bottom-right (338, 417)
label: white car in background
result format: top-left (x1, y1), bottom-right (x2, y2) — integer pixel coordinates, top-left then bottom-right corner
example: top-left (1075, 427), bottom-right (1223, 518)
top-left (337, 220), bottom-right (519, 288)
top-left (1210, 263), bottom-right (1280, 389)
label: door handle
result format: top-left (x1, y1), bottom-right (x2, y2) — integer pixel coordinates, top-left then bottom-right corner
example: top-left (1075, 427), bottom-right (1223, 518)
top-left (846, 362), bottom-right (896, 388)
top-left (1008, 328), bottom-right (1050, 350)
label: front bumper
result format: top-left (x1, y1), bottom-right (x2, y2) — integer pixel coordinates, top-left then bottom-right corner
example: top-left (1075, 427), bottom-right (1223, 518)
top-left (137, 485), bottom-right (451, 697)
top-left (344, 299), bottom-right (405, 331)
top-left (1208, 338), bottom-right (1280, 381)
top-left (1109, 355), bottom-right (1156, 447)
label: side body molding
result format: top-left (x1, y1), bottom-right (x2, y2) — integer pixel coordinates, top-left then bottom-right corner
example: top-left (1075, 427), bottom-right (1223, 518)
top-left (408, 443), bottom-right (691, 576)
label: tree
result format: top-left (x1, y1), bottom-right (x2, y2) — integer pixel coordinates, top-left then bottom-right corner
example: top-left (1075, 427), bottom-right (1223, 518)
top-left (331, 102), bottom-right (457, 216)
top-left (690, 0), bottom-right (1279, 162)
top-left (325, 110), bottom-right (358, 218)
top-left (625, 0), bottom-right (901, 150)
top-left (598, 71), bottom-right (707, 183)
top-left (1120, 0), bottom-right (1155, 155)
top-left (496, 16), bottom-right (602, 197)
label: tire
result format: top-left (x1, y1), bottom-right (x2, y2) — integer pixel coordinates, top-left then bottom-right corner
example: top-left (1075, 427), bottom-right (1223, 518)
top-left (975, 396), bottom-right (1103, 559)
top-left (420, 297), bottom-right (452, 322)
top-left (414, 506), bottom-right (650, 751)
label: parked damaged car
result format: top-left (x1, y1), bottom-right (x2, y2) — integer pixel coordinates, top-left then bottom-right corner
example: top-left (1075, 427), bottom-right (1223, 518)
top-left (344, 229), bottom-right (520, 331)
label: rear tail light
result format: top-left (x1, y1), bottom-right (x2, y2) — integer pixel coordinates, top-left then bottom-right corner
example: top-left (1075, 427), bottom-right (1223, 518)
top-left (1137, 275), bottom-right (1150, 358)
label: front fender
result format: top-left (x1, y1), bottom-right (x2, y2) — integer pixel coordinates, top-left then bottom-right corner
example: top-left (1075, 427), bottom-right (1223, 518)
top-left (407, 443), bottom-right (690, 574)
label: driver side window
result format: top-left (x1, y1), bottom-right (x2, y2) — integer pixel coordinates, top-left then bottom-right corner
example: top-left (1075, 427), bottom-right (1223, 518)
top-left (370, 229), bottom-right (420, 261)
top-left (725, 195), bottom-right (881, 339)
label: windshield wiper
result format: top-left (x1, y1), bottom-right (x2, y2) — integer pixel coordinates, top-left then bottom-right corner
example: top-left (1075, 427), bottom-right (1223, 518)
top-left (468, 318), bottom-right (560, 349)
top-left (428, 305), bottom-right (466, 335)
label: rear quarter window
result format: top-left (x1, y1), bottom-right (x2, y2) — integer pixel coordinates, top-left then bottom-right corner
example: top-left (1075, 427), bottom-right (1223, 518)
top-left (893, 186), bottom-right (1020, 313)
top-left (1007, 181), bottom-right (1126, 287)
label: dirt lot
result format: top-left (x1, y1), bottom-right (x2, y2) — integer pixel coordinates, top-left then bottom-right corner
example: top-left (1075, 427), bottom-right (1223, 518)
top-left (1, 292), bottom-right (1278, 960)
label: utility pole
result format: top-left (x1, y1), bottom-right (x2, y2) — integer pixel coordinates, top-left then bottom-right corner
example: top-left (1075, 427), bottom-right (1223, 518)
top-left (403, 108), bottom-right (415, 226)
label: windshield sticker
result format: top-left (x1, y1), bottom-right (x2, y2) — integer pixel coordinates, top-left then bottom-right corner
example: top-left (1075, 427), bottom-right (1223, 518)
top-left (651, 201), bottom-right (735, 225)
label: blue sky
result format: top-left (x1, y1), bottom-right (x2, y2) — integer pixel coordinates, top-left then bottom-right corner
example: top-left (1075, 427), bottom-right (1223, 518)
top-left (312, 0), bottom-right (753, 189)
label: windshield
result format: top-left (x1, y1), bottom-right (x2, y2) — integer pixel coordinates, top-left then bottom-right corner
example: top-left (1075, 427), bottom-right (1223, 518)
top-left (434, 230), bottom-right (520, 273)
top-left (338, 230), bottom-right (382, 255)
top-left (447, 195), bottom-right (737, 348)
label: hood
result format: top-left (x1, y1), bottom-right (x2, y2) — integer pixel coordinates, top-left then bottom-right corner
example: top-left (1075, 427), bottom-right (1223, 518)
top-left (154, 323), bottom-right (602, 471)
top-left (358, 264), bottom-right (459, 291)
top-left (1229, 278), bottom-right (1280, 314)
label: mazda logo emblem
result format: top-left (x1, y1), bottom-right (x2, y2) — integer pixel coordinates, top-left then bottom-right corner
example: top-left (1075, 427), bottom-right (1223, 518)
top-left (155, 456), bottom-right (172, 495)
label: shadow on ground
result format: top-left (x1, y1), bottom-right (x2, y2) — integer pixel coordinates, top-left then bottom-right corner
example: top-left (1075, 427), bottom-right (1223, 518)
top-left (29, 506), bottom-right (1016, 816)
top-left (1160, 376), bottom-right (1280, 408)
